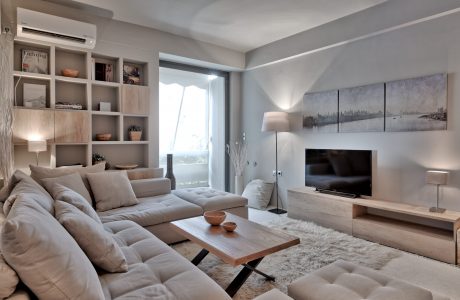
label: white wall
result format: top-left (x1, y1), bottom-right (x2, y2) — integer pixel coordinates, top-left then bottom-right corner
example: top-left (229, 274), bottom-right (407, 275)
top-left (241, 9), bottom-right (460, 211)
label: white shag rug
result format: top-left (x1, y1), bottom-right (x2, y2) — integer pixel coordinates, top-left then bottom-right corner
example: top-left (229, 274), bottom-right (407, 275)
top-left (173, 216), bottom-right (401, 299)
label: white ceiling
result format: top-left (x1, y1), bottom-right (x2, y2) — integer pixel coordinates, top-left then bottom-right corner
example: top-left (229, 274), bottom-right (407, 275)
top-left (71, 0), bottom-right (386, 52)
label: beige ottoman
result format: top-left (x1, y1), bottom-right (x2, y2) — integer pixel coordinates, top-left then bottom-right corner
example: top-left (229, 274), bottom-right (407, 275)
top-left (288, 260), bottom-right (449, 300)
top-left (173, 187), bottom-right (248, 218)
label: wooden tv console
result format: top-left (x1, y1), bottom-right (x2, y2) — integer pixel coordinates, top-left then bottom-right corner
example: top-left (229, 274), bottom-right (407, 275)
top-left (288, 187), bottom-right (460, 264)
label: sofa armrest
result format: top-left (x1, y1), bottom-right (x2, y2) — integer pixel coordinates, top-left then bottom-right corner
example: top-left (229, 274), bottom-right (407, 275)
top-left (130, 178), bottom-right (171, 198)
top-left (253, 289), bottom-right (293, 300)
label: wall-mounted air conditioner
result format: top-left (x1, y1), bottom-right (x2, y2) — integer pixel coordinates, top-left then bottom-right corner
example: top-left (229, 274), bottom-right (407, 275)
top-left (17, 8), bottom-right (96, 49)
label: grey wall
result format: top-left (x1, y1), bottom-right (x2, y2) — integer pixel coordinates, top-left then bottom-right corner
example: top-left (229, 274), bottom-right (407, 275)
top-left (241, 9), bottom-right (460, 211)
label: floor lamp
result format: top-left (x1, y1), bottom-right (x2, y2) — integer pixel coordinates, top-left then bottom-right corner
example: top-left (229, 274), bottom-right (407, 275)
top-left (262, 111), bottom-right (290, 214)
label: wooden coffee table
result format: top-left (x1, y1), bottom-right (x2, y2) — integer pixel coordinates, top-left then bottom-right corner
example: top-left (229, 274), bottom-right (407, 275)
top-left (171, 213), bottom-right (300, 297)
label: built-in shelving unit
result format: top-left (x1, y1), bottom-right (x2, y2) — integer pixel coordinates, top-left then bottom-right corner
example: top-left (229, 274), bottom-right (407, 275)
top-left (12, 38), bottom-right (151, 169)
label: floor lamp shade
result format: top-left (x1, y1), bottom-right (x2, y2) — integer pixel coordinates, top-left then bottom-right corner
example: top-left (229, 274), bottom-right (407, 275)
top-left (261, 112), bottom-right (290, 132)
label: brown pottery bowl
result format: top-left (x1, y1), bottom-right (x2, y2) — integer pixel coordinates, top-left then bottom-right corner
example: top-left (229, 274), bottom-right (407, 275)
top-left (96, 133), bottom-right (112, 141)
top-left (222, 222), bottom-right (237, 232)
top-left (204, 211), bottom-right (226, 226)
top-left (62, 68), bottom-right (80, 78)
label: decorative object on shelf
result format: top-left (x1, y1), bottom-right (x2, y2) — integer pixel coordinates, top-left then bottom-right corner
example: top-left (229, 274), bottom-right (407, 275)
top-left (95, 62), bottom-right (113, 82)
top-left (227, 140), bottom-right (247, 195)
top-left (28, 140), bottom-right (47, 165)
top-left (99, 102), bottom-right (111, 112)
top-left (165, 153), bottom-right (176, 190)
top-left (21, 49), bottom-right (48, 74)
top-left (115, 164), bottom-right (138, 170)
top-left (123, 64), bottom-right (141, 85)
top-left (203, 211), bottom-right (226, 226)
top-left (95, 133), bottom-right (111, 141)
top-left (55, 102), bottom-right (83, 110)
top-left (0, 34), bottom-right (14, 183)
top-left (262, 111), bottom-right (290, 214)
top-left (128, 125), bottom-right (142, 141)
top-left (92, 153), bottom-right (109, 170)
top-left (222, 221), bottom-right (237, 232)
top-left (426, 170), bottom-right (449, 213)
top-left (61, 68), bottom-right (79, 78)
top-left (23, 83), bottom-right (46, 108)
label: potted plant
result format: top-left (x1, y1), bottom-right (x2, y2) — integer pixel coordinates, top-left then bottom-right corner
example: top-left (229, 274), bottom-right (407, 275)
top-left (92, 152), bottom-right (109, 170)
top-left (128, 125), bottom-right (142, 141)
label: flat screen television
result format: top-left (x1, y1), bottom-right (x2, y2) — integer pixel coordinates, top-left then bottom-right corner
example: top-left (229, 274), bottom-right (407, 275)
top-left (305, 149), bottom-right (372, 197)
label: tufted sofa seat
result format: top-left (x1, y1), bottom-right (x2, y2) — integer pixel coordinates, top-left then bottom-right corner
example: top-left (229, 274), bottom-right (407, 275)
top-left (288, 260), bottom-right (449, 300)
top-left (100, 220), bottom-right (230, 299)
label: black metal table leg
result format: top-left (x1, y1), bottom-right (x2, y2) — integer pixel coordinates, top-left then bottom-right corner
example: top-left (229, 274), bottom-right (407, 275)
top-left (226, 257), bottom-right (274, 297)
top-left (191, 249), bottom-right (209, 266)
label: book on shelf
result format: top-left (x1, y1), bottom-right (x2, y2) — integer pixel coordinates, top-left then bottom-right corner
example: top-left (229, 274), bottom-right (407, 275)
top-left (22, 49), bottom-right (48, 74)
top-left (55, 102), bottom-right (83, 110)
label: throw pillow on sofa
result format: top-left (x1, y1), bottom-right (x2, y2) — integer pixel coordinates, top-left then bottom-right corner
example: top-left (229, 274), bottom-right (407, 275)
top-left (55, 200), bottom-right (128, 273)
top-left (51, 184), bottom-right (101, 224)
top-left (242, 179), bottom-right (274, 209)
top-left (42, 172), bottom-right (92, 205)
top-left (0, 254), bottom-right (19, 299)
top-left (87, 171), bottom-right (139, 212)
top-left (1, 195), bottom-right (104, 300)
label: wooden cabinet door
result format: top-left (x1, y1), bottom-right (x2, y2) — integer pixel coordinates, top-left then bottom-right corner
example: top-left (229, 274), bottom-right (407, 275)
top-left (55, 111), bottom-right (90, 143)
top-left (13, 108), bottom-right (55, 144)
top-left (121, 85), bottom-right (150, 115)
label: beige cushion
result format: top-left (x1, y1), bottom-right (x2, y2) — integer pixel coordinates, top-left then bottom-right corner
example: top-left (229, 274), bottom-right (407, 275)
top-left (87, 171), bottom-right (139, 212)
top-left (97, 194), bottom-right (202, 226)
top-left (0, 254), bottom-right (19, 299)
top-left (173, 187), bottom-right (248, 211)
top-left (100, 220), bottom-right (231, 300)
top-left (130, 178), bottom-right (171, 198)
top-left (1, 195), bottom-right (104, 300)
top-left (55, 200), bottom-right (128, 273)
top-left (29, 163), bottom-right (105, 196)
top-left (253, 289), bottom-right (293, 300)
top-left (51, 184), bottom-right (101, 224)
top-left (288, 260), bottom-right (434, 300)
top-left (0, 170), bottom-right (34, 202)
top-left (243, 179), bottom-right (274, 209)
top-left (42, 172), bottom-right (92, 204)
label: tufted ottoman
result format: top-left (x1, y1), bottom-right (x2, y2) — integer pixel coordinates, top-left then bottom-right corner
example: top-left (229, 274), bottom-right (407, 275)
top-left (288, 260), bottom-right (449, 300)
top-left (173, 187), bottom-right (248, 218)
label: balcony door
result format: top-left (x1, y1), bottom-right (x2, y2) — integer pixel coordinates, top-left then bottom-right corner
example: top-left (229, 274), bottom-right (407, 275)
top-left (159, 63), bottom-right (227, 190)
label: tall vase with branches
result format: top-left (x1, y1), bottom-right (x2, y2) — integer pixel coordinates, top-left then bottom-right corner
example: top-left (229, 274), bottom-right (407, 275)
top-left (228, 140), bottom-right (247, 195)
top-left (0, 33), bottom-right (14, 186)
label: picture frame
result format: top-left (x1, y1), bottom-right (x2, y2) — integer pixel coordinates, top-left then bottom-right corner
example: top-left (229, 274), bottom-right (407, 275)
top-left (123, 63), bottom-right (141, 85)
top-left (23, 83), bottom-right (46, 108)
top-left (22, 49), bottom-right (48, 74)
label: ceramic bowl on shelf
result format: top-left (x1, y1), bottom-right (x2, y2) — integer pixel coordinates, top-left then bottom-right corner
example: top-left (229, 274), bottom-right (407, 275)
top-left (222, 221), bottom-right (237, 232)
top-left (96, 133), bottom-right (112, 141)
top-left (62, 68), bottom-right (79, 78)
top-left (203, 211), bottom-right (226, 226)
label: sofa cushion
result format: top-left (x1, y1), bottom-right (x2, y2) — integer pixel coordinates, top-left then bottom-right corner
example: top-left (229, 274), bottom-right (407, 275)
top-left (130, 178), bottom-right (171, 198)
top-left (101, 220), bottom-right (231, 300)
top-left (51, 184), bottom-right (101, 224)
top-left (42, 172), bottom-right (92, 205)
top-left (2, 172), bottom-right (54, 216)
top-left (1, 195), bottom-right (104, 300)
top-left (87, 171), bottom-right (139, 212)
top-left (0, 254), bottom-right (19, 299)
top-left (243, 179), bottom-right (274, 209)
top-left (288, 260), bottom-right (433, 300)
top-left (55, 200), bottom-right (128, 273)
top-left (173, 187), bottom-right (248, 211)
top-left (98, 194), bottom-right (202, 226)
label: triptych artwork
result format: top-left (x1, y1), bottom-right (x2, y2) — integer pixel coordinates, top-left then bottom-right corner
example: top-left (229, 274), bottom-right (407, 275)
top-left (302, 73), bottom-right (447, 132)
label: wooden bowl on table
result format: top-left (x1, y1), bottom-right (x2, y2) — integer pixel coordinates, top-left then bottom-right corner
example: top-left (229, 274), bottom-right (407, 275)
top-left (62, 68), bottom-right (80, 78)
top-left (222, 222), bottom-right (237, 232)
top-left (96, 133), bottom-right (112, 141)
top-left (204, 211), bottom-right (226, 226)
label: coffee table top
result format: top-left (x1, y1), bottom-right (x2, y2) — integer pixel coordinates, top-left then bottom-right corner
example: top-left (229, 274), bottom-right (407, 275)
top-left (171, 213), bottom-right (300, 266)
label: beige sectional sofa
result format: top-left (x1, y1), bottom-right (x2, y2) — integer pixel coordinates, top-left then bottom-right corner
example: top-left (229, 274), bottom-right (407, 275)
top-left (0, 167), bottom-right (246, 299)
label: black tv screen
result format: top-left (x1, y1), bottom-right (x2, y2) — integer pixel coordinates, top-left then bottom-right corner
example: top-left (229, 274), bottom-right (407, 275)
top-left (305, 149), bottom-right (372, 197)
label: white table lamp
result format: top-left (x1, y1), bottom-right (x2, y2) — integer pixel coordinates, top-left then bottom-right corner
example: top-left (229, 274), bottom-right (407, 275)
top-left (425, 170), bottom-right (448, 213)
top-left (28, 140), bottom-right (47, 166)
top-left (262, 111), bottom-right (290, 214)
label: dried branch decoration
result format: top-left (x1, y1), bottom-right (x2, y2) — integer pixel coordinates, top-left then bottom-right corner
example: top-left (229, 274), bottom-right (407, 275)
top-left (228, 140), bottom-right (247, 176)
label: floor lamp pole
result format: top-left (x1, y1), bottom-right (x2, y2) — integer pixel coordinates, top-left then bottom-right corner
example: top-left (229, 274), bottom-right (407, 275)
top-left (269, 131), bottom-right (287, 214)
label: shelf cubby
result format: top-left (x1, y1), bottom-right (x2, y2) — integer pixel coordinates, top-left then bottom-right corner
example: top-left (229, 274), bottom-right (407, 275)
top-left (123, 116), bottom-right (148, 141)
top-left (92, 54), bottom-right (119, 83)
top-left (55, 47), bottom-right (88, 79)
top-left (92, 114), bottom-right (120, 141)
top-left (14, 77), bottom-right (51, 108)
top-left (14, 41), bottom-right (51, 74)
top-left (92, 85), bottom-right (120, 112)
top-left (55, 80), bottom-right (88, 109)
top-left (122, 58), bottom-right (148, 86)
top-left (56, 144), bottom-right (88, 167)
top-left (92, 144), bottom-right (147, 169)
top-left (14, 144), bottom-right (52, 170)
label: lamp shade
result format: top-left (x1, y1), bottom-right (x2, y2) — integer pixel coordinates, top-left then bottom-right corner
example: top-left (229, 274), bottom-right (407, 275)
top-left (261, 111), bottom-right (290, 132)
top-left (28, 140), bottom-right (47, 153)
top-left (425, 170), bottom-right (448, 185)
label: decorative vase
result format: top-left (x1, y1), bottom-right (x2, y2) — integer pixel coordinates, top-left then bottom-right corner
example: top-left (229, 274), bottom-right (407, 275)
top-left (129, 131), bottom-right (142, 141)
top-left (235, 175), bottom-right (244, 195)
top-left (165, 154), bottom-right (176, 190)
